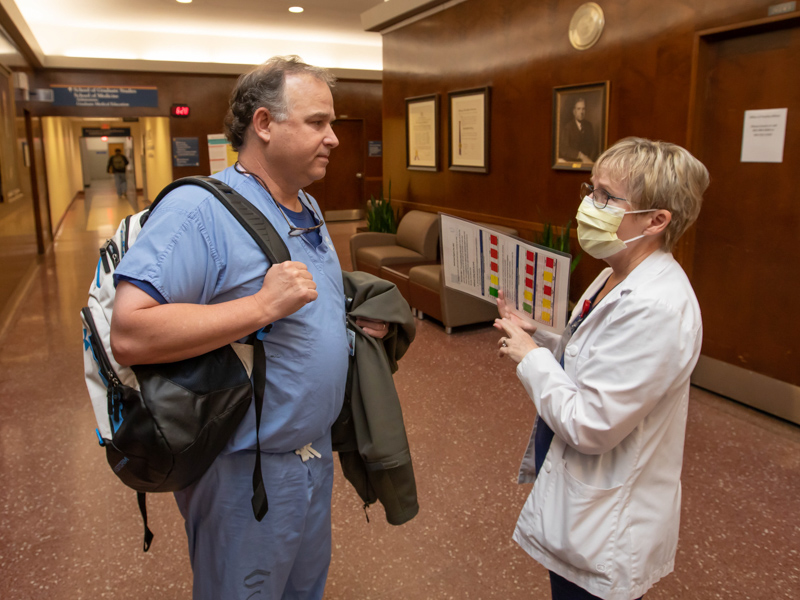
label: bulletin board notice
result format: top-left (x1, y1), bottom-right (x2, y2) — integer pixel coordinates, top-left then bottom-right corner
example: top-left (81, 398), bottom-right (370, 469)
top-left (440, 214), bottom-right (571, 334)
top-left (207, 134), bottom-right (237, 174)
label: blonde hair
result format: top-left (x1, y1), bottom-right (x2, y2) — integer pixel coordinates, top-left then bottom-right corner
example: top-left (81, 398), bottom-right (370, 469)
top-left (594, 137), bottom-right (710, 250)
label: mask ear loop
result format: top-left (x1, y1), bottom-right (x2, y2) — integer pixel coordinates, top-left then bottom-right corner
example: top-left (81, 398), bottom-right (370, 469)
top-left (625, 208), bottom-right (659, 214)
top-left (619, 208), bottom-right (661, 244)
top-left (620, 233), bottom-right (646, 245)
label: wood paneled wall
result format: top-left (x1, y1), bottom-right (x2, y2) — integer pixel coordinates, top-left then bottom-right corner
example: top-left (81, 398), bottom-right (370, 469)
top-left (333, 80), bottom-right (384, 201)
top-left (28, 69), bottom-right (382, 184)
top-left (381, 0), bottom-right (777, 296)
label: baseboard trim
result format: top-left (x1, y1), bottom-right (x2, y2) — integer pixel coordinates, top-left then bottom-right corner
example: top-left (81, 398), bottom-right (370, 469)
top-left (692, 355), bottom-right (800, 425)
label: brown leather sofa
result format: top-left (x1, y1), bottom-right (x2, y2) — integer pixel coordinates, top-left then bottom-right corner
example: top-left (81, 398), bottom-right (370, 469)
top-left (408, 223), bottom-right (519, 334)
top-left (349, 210), bottom-right (440, 277)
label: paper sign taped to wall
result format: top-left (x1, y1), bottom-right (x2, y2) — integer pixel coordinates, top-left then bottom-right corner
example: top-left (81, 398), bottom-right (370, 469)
top-left (440, 214), bottom-right (571, 334)
top-left (741, 108), bottom-right (788, 163)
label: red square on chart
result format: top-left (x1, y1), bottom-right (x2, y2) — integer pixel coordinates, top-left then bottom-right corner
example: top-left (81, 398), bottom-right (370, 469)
top-left (546, 257), bottom-right (554, 268)
top-left (544, 286), bottom-right (552, 296)
top-left (491, 262), bottom-right (498, 272)
top-left (527, 251), bottom-right (534, 261)
top-left (525, 278), bottom-right (533, 288)
top-left (490, 248), bottom-right (498, 259)
top-left (526, 264), bottom-right (533, 275)
top-left (490, 235), bottom-right (498, 245)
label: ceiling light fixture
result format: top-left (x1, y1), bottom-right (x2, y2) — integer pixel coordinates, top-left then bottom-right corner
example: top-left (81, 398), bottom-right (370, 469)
top-left (289, 7), bottom-right (304, 13)
top-left (176, 0), bottom-right (192, 4)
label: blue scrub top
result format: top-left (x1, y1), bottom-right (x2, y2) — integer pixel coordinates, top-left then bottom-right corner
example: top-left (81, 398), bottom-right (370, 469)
top-left (114, 166), bottom-right (349, 454)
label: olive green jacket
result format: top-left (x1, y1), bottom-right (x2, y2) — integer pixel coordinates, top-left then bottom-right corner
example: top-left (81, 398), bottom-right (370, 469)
top-left (332, 271), bottom-right (419, 525)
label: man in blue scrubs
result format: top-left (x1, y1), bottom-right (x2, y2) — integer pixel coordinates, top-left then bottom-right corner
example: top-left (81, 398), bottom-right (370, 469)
top-left (111, 56), bottom-right (387, 600)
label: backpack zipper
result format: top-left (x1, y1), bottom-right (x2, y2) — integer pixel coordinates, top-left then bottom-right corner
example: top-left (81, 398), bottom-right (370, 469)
top-left (81, 307), bottom-right (123, 423)
top-left (122, 215), bottom-right (133, 256)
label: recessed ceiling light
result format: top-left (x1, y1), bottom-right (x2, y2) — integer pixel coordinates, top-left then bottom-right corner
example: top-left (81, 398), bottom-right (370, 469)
top-left (176, 0), bottom-right (192, 4)
top-left (289, 6), bottom-right (304, 13)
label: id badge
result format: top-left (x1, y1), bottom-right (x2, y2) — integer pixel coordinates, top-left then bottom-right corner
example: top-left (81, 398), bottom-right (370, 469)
top-left (346, 328), bottom-right (356, 356)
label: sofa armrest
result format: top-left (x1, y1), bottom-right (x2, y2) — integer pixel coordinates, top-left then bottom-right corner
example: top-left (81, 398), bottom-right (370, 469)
top-left (349, 232), bottom-right (398, 271)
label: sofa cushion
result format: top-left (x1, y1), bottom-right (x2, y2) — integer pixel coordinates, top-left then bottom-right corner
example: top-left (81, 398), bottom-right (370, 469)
top-left (356, 246), bottom-right (426, 268)
top-left (408, 264), bottom-right (441, 291)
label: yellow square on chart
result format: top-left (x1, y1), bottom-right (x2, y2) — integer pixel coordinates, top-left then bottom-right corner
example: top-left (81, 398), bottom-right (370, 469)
top-left (490, 275), bottom-right (499, 285)
top-left (543, 272), bottom-right (553, 283)
top-left (524, 290), bottom-right (533, 301)
top-left (542, 299), bottom-right (552, 309)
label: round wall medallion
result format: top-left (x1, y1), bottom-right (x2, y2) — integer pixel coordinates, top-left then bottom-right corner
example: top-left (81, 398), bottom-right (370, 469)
top-left (569, 2), bottom-right (605, 50)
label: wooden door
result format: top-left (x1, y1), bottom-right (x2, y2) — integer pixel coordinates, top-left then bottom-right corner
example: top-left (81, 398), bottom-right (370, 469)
top-left (688, 15), bottom-right (800, 421)
top-left (305, 119), bottom-right (365, 220)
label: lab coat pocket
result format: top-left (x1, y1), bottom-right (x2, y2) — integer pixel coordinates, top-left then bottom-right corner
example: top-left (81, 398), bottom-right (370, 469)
top-left (536, 461), bottom-right (624, 581)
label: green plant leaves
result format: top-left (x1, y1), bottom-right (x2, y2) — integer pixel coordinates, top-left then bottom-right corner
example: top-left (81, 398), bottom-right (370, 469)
top-left (366, 181), bottom-right (397, 233)
top-left (535, 219), bottom-right (582, 274)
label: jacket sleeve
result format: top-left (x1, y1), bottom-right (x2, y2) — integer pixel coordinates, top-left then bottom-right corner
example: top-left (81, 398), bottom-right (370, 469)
top-left (532, 328), bottom-right (561, 354)
top-left (516, 296), bottom-right (700, 455)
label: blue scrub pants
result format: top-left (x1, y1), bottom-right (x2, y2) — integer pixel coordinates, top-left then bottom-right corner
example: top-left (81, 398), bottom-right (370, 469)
top-left (175, 433), bottom-right (334, 600)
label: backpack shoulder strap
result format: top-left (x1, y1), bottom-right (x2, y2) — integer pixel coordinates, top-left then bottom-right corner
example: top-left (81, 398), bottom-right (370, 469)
top-left (148, 176), bottom-right (291, 265)
top-left (146, 176), bottom-right (286, 524)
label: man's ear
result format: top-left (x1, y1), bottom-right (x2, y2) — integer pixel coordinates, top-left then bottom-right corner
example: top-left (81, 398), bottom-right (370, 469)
top-left (251, 107), bottom-right (272, 143)
top-left (644, 209), bottom-right (672, 236)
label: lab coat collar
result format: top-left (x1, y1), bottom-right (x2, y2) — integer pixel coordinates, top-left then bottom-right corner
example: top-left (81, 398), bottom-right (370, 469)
top-left (599, 249), bottom-right (673, 301)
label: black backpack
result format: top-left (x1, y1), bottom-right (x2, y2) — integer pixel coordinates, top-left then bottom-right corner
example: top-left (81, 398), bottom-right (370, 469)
top-left (80, 176), bottom-right (290, 550)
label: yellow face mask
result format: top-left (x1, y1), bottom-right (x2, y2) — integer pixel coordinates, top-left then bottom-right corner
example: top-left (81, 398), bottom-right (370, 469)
top-left (575, 197), bottom-right (655, 259)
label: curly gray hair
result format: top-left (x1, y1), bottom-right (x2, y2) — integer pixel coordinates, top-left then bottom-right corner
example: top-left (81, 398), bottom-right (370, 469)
top-left (224, 55), bottom-right (336, 151)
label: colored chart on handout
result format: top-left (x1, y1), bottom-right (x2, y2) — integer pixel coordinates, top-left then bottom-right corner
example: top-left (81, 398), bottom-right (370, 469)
top-left (440, 214), bottom-right (571, 334)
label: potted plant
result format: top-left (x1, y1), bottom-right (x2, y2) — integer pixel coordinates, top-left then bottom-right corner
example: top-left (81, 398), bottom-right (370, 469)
top-left (535, 219), bottom-right (581, 274)
top-left (366, 182), bottom-right (398, 234)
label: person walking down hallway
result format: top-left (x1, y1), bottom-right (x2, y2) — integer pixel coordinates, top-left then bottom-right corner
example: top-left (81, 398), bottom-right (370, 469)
top-left (106, 148), bottom-right (129, 197)
top-left (109, 56), bottom-right (388, 600)
top-left (496, 138), bottom-right (710, 600)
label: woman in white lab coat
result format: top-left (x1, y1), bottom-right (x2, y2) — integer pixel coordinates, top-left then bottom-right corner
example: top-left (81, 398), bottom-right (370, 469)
top-left (495, 138), bottom-right (709, 600)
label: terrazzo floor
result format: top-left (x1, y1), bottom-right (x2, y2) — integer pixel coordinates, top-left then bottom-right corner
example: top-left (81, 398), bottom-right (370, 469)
top-left (1, 180), bottom-right (798, 599)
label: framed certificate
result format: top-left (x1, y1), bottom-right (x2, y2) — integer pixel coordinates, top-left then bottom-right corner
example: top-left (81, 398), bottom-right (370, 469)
top-left (406, 94), bottom-right (439, 171)
top-left (448, 87), bottom-right (490, 173)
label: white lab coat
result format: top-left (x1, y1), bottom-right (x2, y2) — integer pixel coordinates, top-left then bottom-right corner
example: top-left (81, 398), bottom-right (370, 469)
top-left (513, 250), bottom-right (702, 600)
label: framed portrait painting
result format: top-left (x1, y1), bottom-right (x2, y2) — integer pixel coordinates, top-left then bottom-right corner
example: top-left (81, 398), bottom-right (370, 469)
top-left (448, 87), bottom-right (490, 173)
top-left (552, 81), bottom-right (609, 171)
top-left (406, 94), bottom-right (439, 171)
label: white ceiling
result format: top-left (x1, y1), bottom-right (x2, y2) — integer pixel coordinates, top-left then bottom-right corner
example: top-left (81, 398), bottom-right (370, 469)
top-left (2, 0), bottom-right (397, 79)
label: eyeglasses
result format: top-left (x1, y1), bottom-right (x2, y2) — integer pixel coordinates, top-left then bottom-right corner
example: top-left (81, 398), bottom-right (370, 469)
top-left (235, 162), bottom-right (325, 237)
top-left (276, 191), bottom-right (325, 237)
top-left (580, 182), bottom-right (629, 210)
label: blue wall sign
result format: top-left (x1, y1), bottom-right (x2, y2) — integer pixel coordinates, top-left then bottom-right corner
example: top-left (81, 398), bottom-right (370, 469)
top-left (173, 137), bottom-right (200, 168)
top-left (52, 85), bottom-right (159, 108)
top-left (82, 128), bottom-right (131, 137)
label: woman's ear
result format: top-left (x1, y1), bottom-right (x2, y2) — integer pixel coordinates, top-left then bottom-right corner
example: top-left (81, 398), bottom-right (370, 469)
top-left (251, 107), bottom-right (272, 144)
top-left (644, 209), bottom-right (672, 236)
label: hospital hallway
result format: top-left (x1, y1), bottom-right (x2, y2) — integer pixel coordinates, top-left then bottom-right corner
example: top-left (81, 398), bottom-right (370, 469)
top-left (0, 181), bottom-right (798, 600)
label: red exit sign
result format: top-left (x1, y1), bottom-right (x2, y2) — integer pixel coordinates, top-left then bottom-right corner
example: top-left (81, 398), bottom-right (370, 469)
top-left (171, 104), bottom-right (190, 117)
